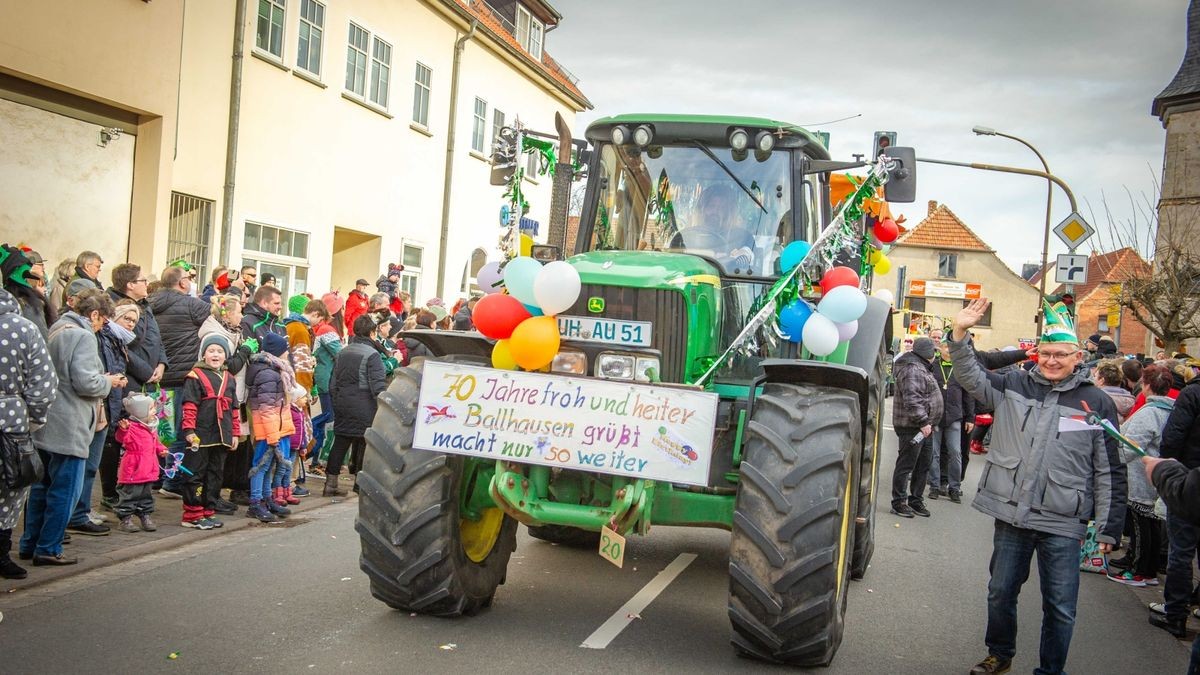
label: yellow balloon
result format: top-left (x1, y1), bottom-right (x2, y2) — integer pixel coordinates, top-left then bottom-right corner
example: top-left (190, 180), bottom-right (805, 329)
top-left (868, 247), bottom-right (885, 265)
top-left (508, 316), bottom-right (560, 370)
top-left (491, 340), bottom-right (518, 370)
top-left (874, 254), bottom-right (891, 275)
top-left (520, 234), bottom-right (534, 257)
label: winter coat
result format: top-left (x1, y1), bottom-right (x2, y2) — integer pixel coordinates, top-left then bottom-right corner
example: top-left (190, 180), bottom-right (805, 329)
top-left (930, 358), bottom-right (975, 428)
top-left (949, 335), bottom-right (1126, 544)
top-left (285, 314), bottom-right (316, 392)
top-left (1100, 385), bottom-right (1135, 423)
top-left (6, 284), bottom-right (51, 338)
top-left (180, 364), bottom-right (241, 448)
top-left (1151, 460), bottom-right (1200, 525)
top-left (240, 301), bottom-right (285, 344)
top-left (452, 305), bottom-right (473, 331)
top-left (246, 352), bottom-right (296, 444)
top-left (0, 288), bottom-right (57, 434)
top-left (376, 275), bottom-right (397, 298)
top-left (107, 287), bottom-right (166, 390)
top-left (1129, 386), bottom-right (1180, 417)
top-left (344, 289), bottom-right (369, 333)
top-left (312, 320), bottom-right (342, 394)
top-left (61, 267), bottom-right (102, 306)
top-left (1161, 379), bottom-right (1200, 469)
top-left (115, 420), bottom-right (166, 485)
top-left (97, 322), bottom-right (132, 431)
top-left (199, 283), bottom-right (218, 303)
top-left (289, 404), bottom-right (312, 453)
top-left (1121, 395), bottom-right (1174, 507)
top-left (196, 315), bottom-right (251, 402)
top-left (148, 288), bottom-right (210, 387)
top-left (403, 326), bottom-right (432, 363)
top-left (33, 312), bottom-right (111, 458)
top-left (329, 337), bottom-right (387, 436)
top-left (978, 348), bottom-right (1028, 371)
top-left (892, 351), bottom-right (944, 429)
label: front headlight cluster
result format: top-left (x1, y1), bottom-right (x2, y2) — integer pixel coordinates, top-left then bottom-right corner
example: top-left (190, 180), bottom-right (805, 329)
top-left (596, 352), bottom-right (660, 383)
top-left (550, 350), bottom-right (587, 375)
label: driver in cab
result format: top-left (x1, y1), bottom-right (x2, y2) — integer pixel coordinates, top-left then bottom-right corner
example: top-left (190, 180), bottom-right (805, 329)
top-left (675, 184), bottom-right (756, 271)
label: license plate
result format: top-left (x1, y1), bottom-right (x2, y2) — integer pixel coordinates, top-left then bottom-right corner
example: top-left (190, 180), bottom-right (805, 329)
top-left (557, 315), bottom-right (653, 347)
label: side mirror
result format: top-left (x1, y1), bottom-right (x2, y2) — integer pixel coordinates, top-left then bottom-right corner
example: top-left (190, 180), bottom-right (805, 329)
top-left (530, 245), bottom-right (561, 262)
top-left (882, 147), bottom-right (916, 203)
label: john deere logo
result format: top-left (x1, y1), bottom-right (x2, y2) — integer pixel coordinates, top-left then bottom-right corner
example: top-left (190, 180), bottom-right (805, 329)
top-left (587, 297), bottom-right (605, 313)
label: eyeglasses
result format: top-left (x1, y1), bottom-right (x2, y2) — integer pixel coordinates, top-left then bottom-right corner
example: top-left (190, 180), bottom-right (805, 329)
top-left (1037, 349), bottom-right (1079, 361)
top-left (133, 278), bottom-right (148, 284)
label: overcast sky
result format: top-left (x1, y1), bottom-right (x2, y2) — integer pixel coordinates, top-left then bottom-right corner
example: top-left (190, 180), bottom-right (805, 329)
top-left (546, 0), bottom-right (1188, 273)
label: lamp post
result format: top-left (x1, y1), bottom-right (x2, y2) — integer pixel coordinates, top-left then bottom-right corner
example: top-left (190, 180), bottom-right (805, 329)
top-left (972, 126), bottom-right (1054, 336)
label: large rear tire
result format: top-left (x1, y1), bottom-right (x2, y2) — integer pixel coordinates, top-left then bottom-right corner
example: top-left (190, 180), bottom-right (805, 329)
top-left (729, 383), bottom-right (860, 667)
top-left (850, 343), bottom-right (887, 580)
top-left (356, 365), bottom-right (518, 616)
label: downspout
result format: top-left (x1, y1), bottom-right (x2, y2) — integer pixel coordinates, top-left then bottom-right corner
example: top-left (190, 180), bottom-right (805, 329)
top-left (435, 20), bottom-right (478, 299)
top-left (219, 0), bottom-right (248, 267)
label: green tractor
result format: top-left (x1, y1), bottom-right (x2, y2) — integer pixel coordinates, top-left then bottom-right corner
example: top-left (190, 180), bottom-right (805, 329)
top-left (355, 114), bottom-right (915, 666)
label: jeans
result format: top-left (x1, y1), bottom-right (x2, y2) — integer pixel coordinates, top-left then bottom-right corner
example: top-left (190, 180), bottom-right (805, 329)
top-left (927, 422), bottom-right (963, 493)
top-left (310, 393), bottom-right (333, 466)
top-left (985, 520), bottom-right (1080, 675)
top-left (892, 426), bottom-right (933, 508)
top-left (270, 440), bottom-right (294, 490)
top-left (1165, 512), bottom-right (1200, 621)
top-left (69, 429), bottom-right (108, 526)
top-left (20, 450), bottom-right (85, 557)
top-left (250, 437), bottom-right (291, 502)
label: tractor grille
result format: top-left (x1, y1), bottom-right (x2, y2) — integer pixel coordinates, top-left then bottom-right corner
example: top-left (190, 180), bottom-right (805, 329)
top-left (567, 285), bottom-right (690, 383)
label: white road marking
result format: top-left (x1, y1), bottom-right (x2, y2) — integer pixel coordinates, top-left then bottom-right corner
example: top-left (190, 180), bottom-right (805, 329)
top-left (580, 552), bottom-right (697, 649)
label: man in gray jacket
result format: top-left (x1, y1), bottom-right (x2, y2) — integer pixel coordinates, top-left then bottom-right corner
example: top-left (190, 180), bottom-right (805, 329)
top-left (953, 299), bottom-right (1125, 675)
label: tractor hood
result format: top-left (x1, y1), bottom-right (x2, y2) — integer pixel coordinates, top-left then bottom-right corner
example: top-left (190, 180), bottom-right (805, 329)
top-left (567, 251), bottom-right (722, 290)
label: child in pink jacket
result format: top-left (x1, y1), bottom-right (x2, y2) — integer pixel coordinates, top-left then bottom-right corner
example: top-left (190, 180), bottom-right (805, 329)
top-left (114, 394), bottom-right (168, 533)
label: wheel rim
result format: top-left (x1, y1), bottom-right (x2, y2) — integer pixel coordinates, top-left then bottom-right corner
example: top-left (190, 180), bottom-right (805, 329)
top-left (460, 508), bottom-right (504, 563)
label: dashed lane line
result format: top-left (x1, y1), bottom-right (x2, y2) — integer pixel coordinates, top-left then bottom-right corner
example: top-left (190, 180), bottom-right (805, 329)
top-left (580, 552), bottom-right (697, 649)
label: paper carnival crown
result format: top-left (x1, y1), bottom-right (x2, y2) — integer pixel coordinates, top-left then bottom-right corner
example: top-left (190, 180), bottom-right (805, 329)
top-left (1041, 299), bottom-right (1077, 344)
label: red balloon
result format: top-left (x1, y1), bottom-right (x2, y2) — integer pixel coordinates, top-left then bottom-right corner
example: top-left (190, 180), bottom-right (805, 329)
top-left (874, 218), bottom-right (899, 244)
top-left (820, 266), bottom-right (860, 295)
top-left (472, 293), bottom-right (532, 339)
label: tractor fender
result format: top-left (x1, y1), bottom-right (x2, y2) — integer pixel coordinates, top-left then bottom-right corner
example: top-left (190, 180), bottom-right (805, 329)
top-left (760, 359), bottom-right (870, 426)
top-left (400, 330), bottom-right (495, 361)
top-left (844, 296), bottom-right (891, 377)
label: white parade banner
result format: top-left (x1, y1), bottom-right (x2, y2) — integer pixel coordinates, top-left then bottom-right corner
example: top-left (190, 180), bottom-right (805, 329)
top-left (413, 362), bottom-right (719, 486)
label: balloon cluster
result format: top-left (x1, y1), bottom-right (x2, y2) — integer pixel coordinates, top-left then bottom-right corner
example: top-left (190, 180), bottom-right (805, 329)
top-left (865, 217), bottom-right (899, 275)
top-left (777, 265), bottom-right (870, 357)
top-left (472, 257), bottom-right (581, 371)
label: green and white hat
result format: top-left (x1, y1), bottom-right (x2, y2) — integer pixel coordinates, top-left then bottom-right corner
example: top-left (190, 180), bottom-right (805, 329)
top-left (1040, 299), bottom-right (1077, 344)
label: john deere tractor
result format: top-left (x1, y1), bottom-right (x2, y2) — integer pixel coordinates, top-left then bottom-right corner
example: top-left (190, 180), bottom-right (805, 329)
top-left (355, 114), bottom-right (915, 666)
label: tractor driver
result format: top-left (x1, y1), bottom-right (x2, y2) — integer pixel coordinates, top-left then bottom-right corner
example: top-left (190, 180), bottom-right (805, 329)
top-left (676, 183), bottom-right (756, 270)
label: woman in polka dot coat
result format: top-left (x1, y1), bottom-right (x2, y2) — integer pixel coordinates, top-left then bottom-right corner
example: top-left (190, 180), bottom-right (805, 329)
top-left (0, 288), bottom-right (58, 578)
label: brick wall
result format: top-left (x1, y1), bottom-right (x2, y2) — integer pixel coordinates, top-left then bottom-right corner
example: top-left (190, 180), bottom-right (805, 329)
top-left (1074, 283), bottom-right (1151, 355)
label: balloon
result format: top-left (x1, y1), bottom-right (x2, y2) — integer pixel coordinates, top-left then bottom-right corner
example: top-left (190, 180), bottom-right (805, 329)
top-left (780, 240), bottom-right (811, 273)
top-left (503, 256), bottom-right (542, 306)
top-left (491, 340), bottom-right (518, 370)
top-left (874, 217), bottom-right (899, 243)
top-left (869, 233), bottom-right (884, 249)
top-left (520, 234), bottom-right (534, 257)
top-left (818, 285), bottom-right (868, 323)
top-left (472, 293), bottom-right (532, 340)
top-left (819, 266), bottom-right (860, 295)
top-left (835, 320), bottom-right (859, 341)
top-left (779, 301), bottom-right (814, 342)
top-left (508, 316), bottom-right (561, 370)
top-left (871, 288), bottom-right (895, 306)
top-left (867, 248), bottom-right (885, 265)
top-left (476, 261), bottom-right (504, 294)
top-left (533, 261), bottom-right (582, 316)
top-left (873, 253), bottom-right (891, 275)
top-left (802, 313), bottom-right (840, 357)
top-left (523, 303), bottom-right (544, 317)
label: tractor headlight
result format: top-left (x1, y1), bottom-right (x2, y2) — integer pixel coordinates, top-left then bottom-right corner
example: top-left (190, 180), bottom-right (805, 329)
top-left (633, 124), bottom-right (654, 147)
top-left (551, 350), bottom-right (587, 375)
top-left (729, 128), bottom-right (749, 151)
top-left (634, 357), bottom-right (660, 383)
top-left (755, 130), bottom-right (775, 153)
top-left (596, 353), bottom-right (635, 380)
top-left (611, 125), bottom-right (630, 146)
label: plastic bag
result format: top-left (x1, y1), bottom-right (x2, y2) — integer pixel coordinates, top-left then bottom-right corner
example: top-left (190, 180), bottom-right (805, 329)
top-left (145, 385), bottom-right (176, 446)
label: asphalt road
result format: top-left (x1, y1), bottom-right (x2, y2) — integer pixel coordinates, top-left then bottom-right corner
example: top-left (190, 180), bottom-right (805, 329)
top-left (0, 404), bottom-right (1190, 674)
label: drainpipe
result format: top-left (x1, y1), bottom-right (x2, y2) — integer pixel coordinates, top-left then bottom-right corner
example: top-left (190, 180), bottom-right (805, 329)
top-left (435, 20), bottom-right (478, 299)
top-left (219, 0), bottom-right (248, 268)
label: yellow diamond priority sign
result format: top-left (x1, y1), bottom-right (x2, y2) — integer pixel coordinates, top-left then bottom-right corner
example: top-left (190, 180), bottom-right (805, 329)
top-left (1053, 212), bottom-right (1095, 250)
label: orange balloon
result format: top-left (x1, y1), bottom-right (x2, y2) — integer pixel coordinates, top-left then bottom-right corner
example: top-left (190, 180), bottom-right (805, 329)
top-left (507, 316), bottom-right (561, 370)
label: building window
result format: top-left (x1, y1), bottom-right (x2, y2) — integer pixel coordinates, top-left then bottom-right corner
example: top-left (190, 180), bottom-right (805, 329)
top-left (297, 0), bottom-right (324, 76)
top-left (400, 244), bottom-right (423, 298)
top-left (345, 23), bottom-right (368, 96)
top-left (168, 192), bottom-right (214, 283)
top-left (905, 296), bottom-right (926, 314)
top-left (1098, 315), bottom-right (1109, 333)
top-left (491, 108), bottom-right (505, 150)
top-left (515, 5), bottom-right (544, 60)
top-left (938, 252), bottom-right (958, 278)
top-left (369, 36), bottom-right (391, 108)
top-left (243, 222), bottom-right (310, 296)
top-left (962, 299), bottom-right (992, 327)
top-left (471, 98), bottom-right (487, 153)
top-left (413, 62), bottom-right (432, 126)
top-left (256, 0), bottom-right (286, 59)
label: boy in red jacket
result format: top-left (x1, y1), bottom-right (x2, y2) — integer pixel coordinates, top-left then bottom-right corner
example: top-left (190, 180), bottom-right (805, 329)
top-left (180, 334), bottom-right (242, 530)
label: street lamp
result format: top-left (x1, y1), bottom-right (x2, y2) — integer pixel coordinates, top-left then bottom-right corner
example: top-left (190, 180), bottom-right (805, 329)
top-left (972, 126), bottom-right (1054, 336)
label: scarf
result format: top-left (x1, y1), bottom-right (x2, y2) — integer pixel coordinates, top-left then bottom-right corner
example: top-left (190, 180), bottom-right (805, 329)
top-left (107, 320), bottom-right (136, 345)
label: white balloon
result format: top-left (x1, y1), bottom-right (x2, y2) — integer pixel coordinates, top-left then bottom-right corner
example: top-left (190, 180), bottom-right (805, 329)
top-left (871, 288), bottom-right (895, 306)
top-left (818, 285), bottom-right (868, 324)
top-left (835, 320), bottom-right (859, 341)
top-left (476, 261), bottom-right (504, 294)
top-left (532, 261), bottom-right (582, 316)
top-left (802, 313), bottom-right (841, 356)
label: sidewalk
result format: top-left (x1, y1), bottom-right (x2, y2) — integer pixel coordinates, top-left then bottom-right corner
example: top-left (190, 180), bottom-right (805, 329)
top-left (5, 472), bottom-right (358, 594)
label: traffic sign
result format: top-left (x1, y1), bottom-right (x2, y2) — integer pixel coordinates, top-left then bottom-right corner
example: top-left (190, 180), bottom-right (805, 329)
top-left (1054, 253), bottom-right (1088, 285)
top-left (1053, 212), bottom-right (1095, 250)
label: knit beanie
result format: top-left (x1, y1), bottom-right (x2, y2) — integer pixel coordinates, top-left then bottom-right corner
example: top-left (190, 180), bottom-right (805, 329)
top-left (262, 332), bottom-right (289, 357)
top-left (322, 291), bottom-right (344, 316)
top-left (288, 294), bottom-right (309, 315)
top-left (912, 337), bottom-right (936, 360)
top-left (200, 332), bottom-right (232, 358)
top-left (290, 385), bottom-right (307, 401)
top-left (111, 301), bottom-right (141, 324)
top-left (123, 393), bottom-right (156, 425)
top-left (66, 278), bottom-right (94, 298)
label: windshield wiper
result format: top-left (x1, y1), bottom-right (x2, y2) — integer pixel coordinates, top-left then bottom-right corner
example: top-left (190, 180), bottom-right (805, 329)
top-left (689, 141), bottom-right (767, 214)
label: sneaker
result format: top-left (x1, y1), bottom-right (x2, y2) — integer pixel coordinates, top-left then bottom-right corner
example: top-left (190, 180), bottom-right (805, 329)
top-left (66, 521), bottom-right (110, 536)
top-left (292, 485), bottom-right (310, 498)
top-left (890, 503), bottom-right (916, 518)
top-left (180, 519), bottom-right (214, 530)
top-left (87, 510), bottom-right (108, 524)
top-left (158, 487), bottom-right (183, 500)
top-left (229, 489), bottom-right (251, 506)
top-left (1150, 602), bottom-right (1166, 615)
top-left (117, 516), bottom-right (140, 533)
top-left (32, 553), bottom-right (78, 566)
top-left (248, 501), bottom-right (279, 523)
top-left (908, 501), bottom-right (931, 517)
top-left (1143, 577), bottom-right (1160, 586)
top-left (1107, 570), bottom-right (1147, 587)
top-left (0, 556), bottom-right (27, 579)
top-left (200, 517), bottom-right (224, 529)
top-left (138, 514), bottom-right (157, 532)
top-left (1149, 612), bottom-right (1188, 638)
top-left (210, 498), bottom-right (237, 515)
top-left (948, 491), bottom-right (962, 504)
top-left (969, 655), bottom-right (1012, 674)
top-left (928, 489), bottom-right (940, 500)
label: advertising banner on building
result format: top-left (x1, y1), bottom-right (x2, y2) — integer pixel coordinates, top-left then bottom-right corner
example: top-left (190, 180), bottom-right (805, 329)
top-left (907, 279), bottom-right (982, 300)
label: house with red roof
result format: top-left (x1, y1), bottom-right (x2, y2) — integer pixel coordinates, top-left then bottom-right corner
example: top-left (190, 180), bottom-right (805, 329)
top-left (1046, 247), bottom-right (1152, 355)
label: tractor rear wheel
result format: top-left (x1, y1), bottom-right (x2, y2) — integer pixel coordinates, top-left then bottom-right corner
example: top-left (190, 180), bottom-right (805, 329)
top-left (851, 344), bottom-right (887, 580)
top-left (356, 365), bottom-right (517, 616)
top-left (729, 383), bottom-right (860, 667)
